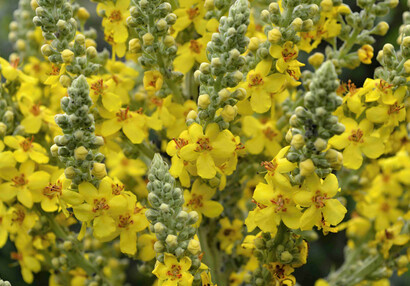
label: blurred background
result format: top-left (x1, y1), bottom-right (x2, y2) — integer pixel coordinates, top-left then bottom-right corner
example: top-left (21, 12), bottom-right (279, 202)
top-left (0, 0), bottom-right (409, 285)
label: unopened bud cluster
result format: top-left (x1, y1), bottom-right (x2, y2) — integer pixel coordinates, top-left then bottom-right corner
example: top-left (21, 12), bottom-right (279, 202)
top-left (146, 154), bottom-right (203, 283)
top-left (128, 0), bottom-right (182, 98)
top-left (33, 0), bottom-right (99, 78)
top-left (194, 0), bottom-right (249, 128)
top-left (51, 76), bottom-right (105, 188)
top-left (8, 0), bottom-right (40, 62)
top-left (286, 61), bottom-right (344, 183)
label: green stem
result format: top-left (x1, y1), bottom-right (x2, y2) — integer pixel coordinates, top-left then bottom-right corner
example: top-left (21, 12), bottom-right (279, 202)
top-left (338, 28), bottom-right (360, 59)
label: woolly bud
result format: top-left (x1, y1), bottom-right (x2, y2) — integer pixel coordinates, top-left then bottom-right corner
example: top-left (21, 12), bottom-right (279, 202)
top-left (291, 134), bottom-right (305, 149)
top-left (188, 239), bottom-right (201, 255)
top-left (92, 162), bottom-right (107, 179)
top-left (198, 94), bottom-right (211, 109)
top-left (268, 28), bottom-right (282, 44)
top-left (299, 159), bottom-right (315, 177)
top-left (142, 33), bottom-right (154, 46)
top-left (74, 146), bottom-right (88, 160)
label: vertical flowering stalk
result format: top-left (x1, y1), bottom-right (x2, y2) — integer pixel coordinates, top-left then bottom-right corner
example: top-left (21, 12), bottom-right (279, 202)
top-left (147, 154), bottom-right (206, 285)
top-left (194, 0), bottom-right (250, 129)
top-left (128, 0), bottom-right (184, 102)
top-left (34, 0), bottom-right (104, 190)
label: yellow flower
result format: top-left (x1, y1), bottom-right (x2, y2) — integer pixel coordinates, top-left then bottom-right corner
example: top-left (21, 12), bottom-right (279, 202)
top-left (269, 41), bottom-right (300, 73)
top-left (5, 204), bottom-right (38, 238)
top-left (264, 262), bottom-right (296, 286)
top-left (357, 78), bottom-right (406, 105)
top-left (366, 100), bottom-right (406, 128)
top-left (294, 174), bottom-right (347, 231)
top-left (358, 44), bottom-right (374, 64)
top-left (89, 77), bottom-right (122, 112)
top-left (0, 160), bottom-right (50, 208)
top-left (44, 63), bottom-right (66, 86)
top-left (329, 118), bottom-right (384, 170)
top-left (72, 178), bottom-right (129, 239)
top-left (4, 135), bottom-right (49, 164)
top-left (173, 0), bottom-right (207, 35)
top-left (174, 35), bottom-right (211, 73)
top-left (97, 0), bottom-right (130, 45)
top-left (241, 60), bottom-right (287, 113)
top-left (100, 107), bottom-right (156, 144)
top-left (18, 95), bottom-right (53, 134)
top-left (138, 233), bottom-right (157, 261)
top-left (143, 71), bottom-right (163, 93)
top-left (242, 116), bottom-right (282, 156)
top-left (179, 123), bottom-right (237, 179)
top-left (183, 179), bottom-right (223, 225)
top-left (246, 182), bottom-right (301, 232)
top-left (166, 132), bottom-right (193, 187)
top-left (152, 254), bottom-right (193, 286)
top-left (11, 238), bottom-right (42, 284)
top-left (0, 57), bottom-right (37, 83)
top-left (260, 146), bottom-right (296, 188)
top-left (115, 200), bottom-right (149, 255)
top-left (374, 221), bottom-right (409, 259)
top-left (105, 150), bottom-right (147, 180)
top-left (337, 80), bottom-right (365, 115)
top-left (217, 218), bottom-right (243, 254)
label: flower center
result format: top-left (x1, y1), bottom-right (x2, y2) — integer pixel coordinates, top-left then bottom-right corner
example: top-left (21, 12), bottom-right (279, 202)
top-left (167, 264), bottom-right (183, 280)
top-left (282, 43), bottom-right (297, 62)
top-left (109, 10), bottom-right (122, 22)
top-left (186, 7), bottom-right (199, 20)
top-left (173, 138), bottom-right (189, 150)
top-left (112, 183), bottom-right (125, 195)
top-left (11, 252), bottom-right (23, 261)
top-left (12, 209), bottom-right (25, 224)
top-left (187, 194), bottom-right (204, 208)
top-left (263, 127), bottom-right (277, 141)
top-left (20, 136), bottom-right (34, 152)
top-left (116, 106), bottom-right (131, 121)
top-left (151, 97), bottom-right (163, 107)
top-left (11, 57), bottom-right (20, 69)
top-left (380, 202), bottom-right (390, 212)
top-left (30, 103), bottom-right (41, 116)
top-left (248, 73), bottom-right (264, 87)
top-left (189, 40), bottom-right (201, 54)
top-left (387, 102), bottom-right (404, 115)
top-left (91, 79), bottom-right (105, 96)
top-left (376, 79), bottom-right (393, 93)
top-left (271, 195), bottom-right (290, 213)
top-left (312, 190), bottom-right (330, 208)
top-left (348, 129), bottom-right (364, 143)
top-left (50, 64), bottom-right (60, 76)
top-left (12, 174), bottom-right (28, 187)
top-left (261, 159), bottom-right (278, 175)
top-left (43, 182), bottom-right (62, 199)
top-left (92, 198), bottom-right (110, 212)
top-left (195, 137), bottom-right (212, 152)
top-left (118, 214), bottom-right (133, 228)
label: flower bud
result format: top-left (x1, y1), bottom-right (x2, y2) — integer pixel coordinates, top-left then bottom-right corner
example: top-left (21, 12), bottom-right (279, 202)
top-left (211, 57), bottom-right (222, 67)
top-left (280, 251), bottom-right (293, 264)
top-left (188, 211), bottom-right (198, 224)
top-left (308, 53), bottom-right (324, 68)
top-left (154, 241), bottom-right (164, 252)
top-left (299, 159), bottom-right (315, 177)
top-left (402, 36), bottom-right (410, 48)
top-left (291, 134), bottom-right (305, 149)
top-left (198, 94), bottom-right (211, 109)
top-left (199, 62), bottom-right (211, 74)
top-left (188, 239), bottom-right (201, 255)
top-left (41, 44), bottom-right (53, 56)
top-left (61, 49), bottom-right (74, 63)
top-left (92, 162), bottom-right (107, 179)
top-left (30, 0), bottom-right (39, 10)
top-left (285, 129), bottom-right (293, 143)
top-left (404, 59), bottom-right (410, 74)
top-left (165, 234), bottom-right (178, 248)
top-left (291, 18), bottom-right (303, 31)
top-left (321, 0), bottom-right (333, 12)
top-left (86, 46), bottom-right (97, 59)
top-left (77, 7), bottom-right (90, 21)
top-left (59, 75), bottom-right (71, 87)
top-left (128, 38), bottom-right (141, 53)
top-left (154, 222), bottom-right (166, 233)
top-left (357, 44), bottom-right (373, 64)
top-left (314, 138), bottom-right (327, 151)
top-left (64, 166), bottom-right (76, 179)
top-left (221, 105), bottom-right (236, 122)
top-left (218, 89), bottom-right (231, 101)
top-left (163, 35), bottom-right (175, 47)
top-left (156, 19), bottom-right (168, 31)
top-left (142, 33), bottom-right (154, 46)
top-left (74, 146), bottom-right (88, 160)
top-left (248, 37), bottom-right (260, 51)
top-left (0, 122), bottom-right (7, 136)
top-left (373, 21), bottom-right (389, 36)
top-left (186, 110), bottom-right (198, 120)
top-left (382, 43), bottom-right (395, 56)
top-left (268, 28), bottom-right (282, 44)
